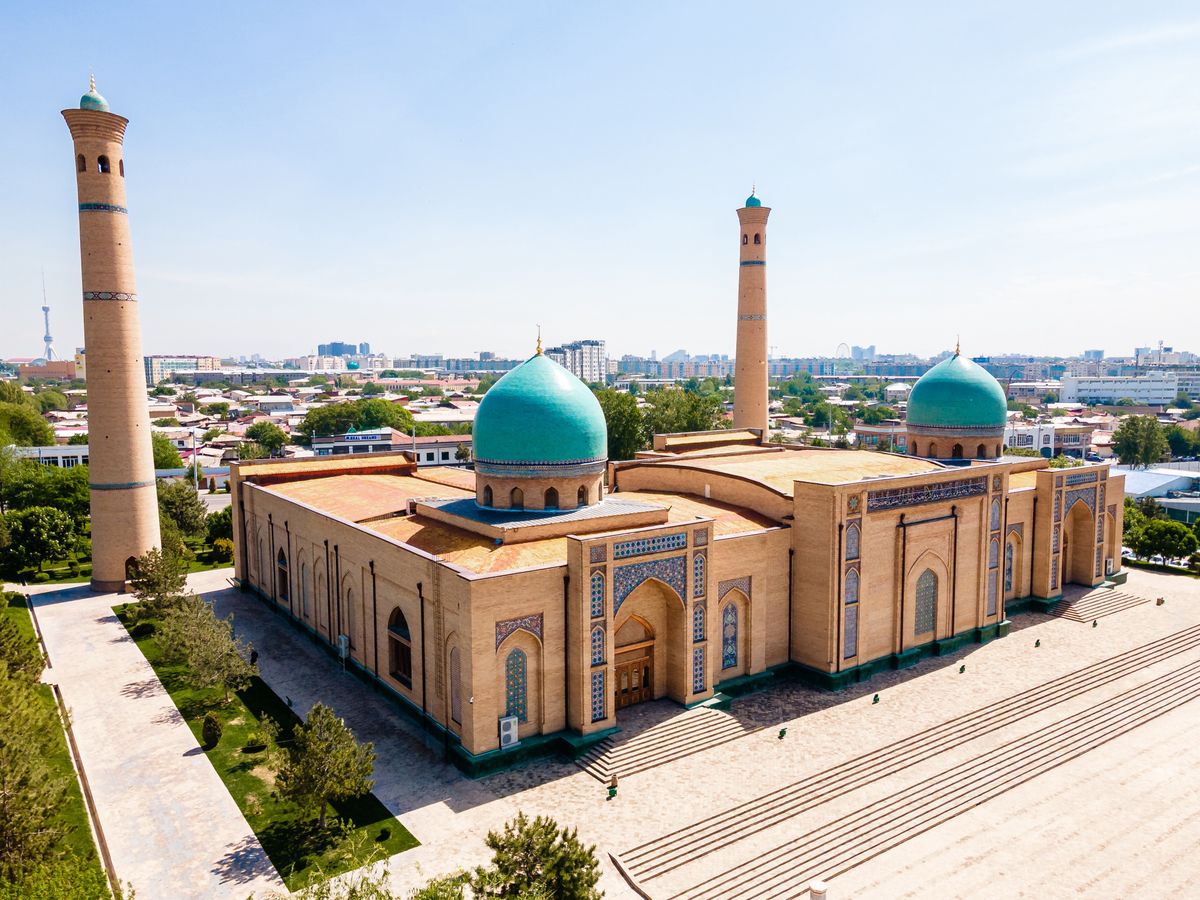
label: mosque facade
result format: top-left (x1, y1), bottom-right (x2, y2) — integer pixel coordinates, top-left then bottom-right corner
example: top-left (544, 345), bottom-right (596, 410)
top-left (230, 194), bottom-right (1125, 772)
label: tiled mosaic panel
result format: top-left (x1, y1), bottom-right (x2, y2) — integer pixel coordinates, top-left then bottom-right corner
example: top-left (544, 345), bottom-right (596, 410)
top-left (590, 671), bottom-right (605, 722)
top-left (991, 498), bottom-right (1001, 531)
top-left (694, 528), bottom-right (709, 547)
top-left (1095, 547), bottom-right (1104, 578)
top-left (845, 522), bottom-right (861, 560)
top-left (868, 476), bottom-right (986, 512)
top-left (613, 555), bottom-right (687, 614)
top-left (989, 537), bottom-right (999, 568)
top-left (692, 646), bottom-right (705, 693)
top-left (613, 532), bottom-right (687, 559)
top-left (1065, 486), bottom-right (1096, 515)
top-left (591, 626), bottom-right (604, 665)
top-left (1004, 543), bottom-right (1014, 593)
top-left (590, 572), bottom-right (605, 618)
top-left (914, 570), bottom-right (937, 635)
top-left (1054, 493), bottom-right (1062, 522)
top-left (844, 604), bottom-right (858, 659)
top-left (1067, 470), bottom-right (1098, 485)
top-left (693, 553), bottom-right (706, 597)
top-left (1051, 561), bottom-right (1059, 590)
top-left (1052, 525), bottom-right (1060, 552)
top-left (692, 603), bottom-right (705, 642)
top-left (987, 572), bottom-right (998, 616)
top-left (496, 613), bottom-right (544, 649)
top-left (505, 649), bottom-right (527, 722)
top-left (845, 568), bottom-right (859, 604)
top-left (589, 544), bottom-right (607, 563)
top-left (721, 603), bottom-right (738, 669)
top-left (718, 575), bottom-right (751, 600)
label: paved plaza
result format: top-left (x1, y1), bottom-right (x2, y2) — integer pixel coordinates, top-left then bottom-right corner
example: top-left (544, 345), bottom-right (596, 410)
top-left (18, 566), bottom-right (1200, 898)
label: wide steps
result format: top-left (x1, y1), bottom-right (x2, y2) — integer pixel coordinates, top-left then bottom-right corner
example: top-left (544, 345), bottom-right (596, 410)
top-left (578, 707), bottom-right (759, 782)
top-left (618, 623), bottom-right (1200, 889)
top-left (1052, 588), bottom-right (1150, 622)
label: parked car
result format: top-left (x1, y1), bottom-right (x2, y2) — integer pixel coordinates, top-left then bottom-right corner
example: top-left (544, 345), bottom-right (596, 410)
top-left (1121, 548), bottom-right (1134, 559)
top-left (1150, 555), bottom-right (1165, 565)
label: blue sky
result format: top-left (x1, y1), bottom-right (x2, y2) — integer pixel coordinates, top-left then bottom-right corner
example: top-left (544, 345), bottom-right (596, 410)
top-left (3, 2), bottom-right (1198, 361)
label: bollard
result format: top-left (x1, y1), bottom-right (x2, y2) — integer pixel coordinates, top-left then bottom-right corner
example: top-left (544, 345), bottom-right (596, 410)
top-left (809, 879), bottom-right (828, 899)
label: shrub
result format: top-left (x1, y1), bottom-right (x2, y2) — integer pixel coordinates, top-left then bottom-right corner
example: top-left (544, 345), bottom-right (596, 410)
top-left (244, 730), bottom-right (267, 752)
top-left (202, 712), bottom-right (222, 749)
top-left (31, 573), bottom-right (49, 583)
top-left (131, 622), bottom-right (156, 639)
top-left (211, 538), bottom-right (235, 563)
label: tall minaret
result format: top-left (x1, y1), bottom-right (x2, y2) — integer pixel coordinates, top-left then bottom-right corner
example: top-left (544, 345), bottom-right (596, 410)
top-left (733, 189), bottom-right (770, 435)
top-left (63, 78), bottom-right (160, 591)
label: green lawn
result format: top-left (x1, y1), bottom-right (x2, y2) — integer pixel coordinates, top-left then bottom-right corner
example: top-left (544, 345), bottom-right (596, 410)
top-left (115, 605), bottom-right (418, 889)
top-left (1, 594), bottom-right (107, 891)
top-left (10, 545), bottom-right (232, 586)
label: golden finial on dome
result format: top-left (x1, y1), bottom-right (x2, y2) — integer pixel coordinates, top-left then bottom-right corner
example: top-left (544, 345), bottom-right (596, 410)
top-left (536, 324), bottom-right (543, 356)
top-left (89, 72), bottom-right (96, 92)
top-left (955, 335), bottom-right (961, 357)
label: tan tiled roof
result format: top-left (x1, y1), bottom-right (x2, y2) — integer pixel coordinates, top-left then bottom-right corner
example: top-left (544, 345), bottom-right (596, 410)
top-left (653, 449), bottom-right (942, 493)
top-left (264, 474), bottom-right (470, 522)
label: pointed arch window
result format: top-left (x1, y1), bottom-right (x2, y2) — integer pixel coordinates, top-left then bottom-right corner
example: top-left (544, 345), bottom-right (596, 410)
top-left (300, 562), bottom-right (310, 617)
top-left (915, 569), bottom-right (937, 636)
top-left (482, 485), bottom-right (493, 506)
top-left (845, 523), bottom-right (860, 560)
top-left (1004, 541), bottom-right (1015, 593)
top-left (991, 498), bottom-right (1001, 531)
top-left (449, 647), bottom-right (462, 724)
top-left (692, 603), bottom-right (705, 642)
top-left (577, 484), bottom-right (588, 506)
top-left (76, 154), bottom-right (86, 173)
top-left (510, 487), bottom-right (524, 509)
top-left (544, 487), bottom-right (559, 509)
top-left (276, 548), bottom-right (289, 602)
top-left (721, 603), bottom-right (739, 670)
top-left (591, 626), bottom-right (605, 665)
top-left (753, 233), bottom-right (761, 244)
top-left (590, 571), bottom-right (605, 618)
top-left (693, 554), bottom-right (706, 597)
top-left (844, 569), bottom-right (860, 660)
top-left (388, 608), bottom-right (412, 687)
top-left (504, 648), bottom-right (528, 722)
top-left (97, 155), bottom-right (110, 174)
top-left (989, 537), bottom-right (1000, 569)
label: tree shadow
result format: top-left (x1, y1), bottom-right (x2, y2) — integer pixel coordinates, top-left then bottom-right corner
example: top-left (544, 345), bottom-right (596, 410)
top-left (211, 832), bottom-right (278, 885)
top-left (119, 677), bottom-right (164, 700)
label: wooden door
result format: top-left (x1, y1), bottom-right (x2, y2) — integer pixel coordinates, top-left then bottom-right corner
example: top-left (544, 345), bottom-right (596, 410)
top-left (615, 652), bottom-right (653, 710)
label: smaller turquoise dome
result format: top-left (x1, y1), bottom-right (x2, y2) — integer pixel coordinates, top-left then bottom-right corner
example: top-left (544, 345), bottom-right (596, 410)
top-left (745, 193), bottom-right (762, 208)
top-left (80, 83), bottom-right (109, 112)
top-left (907, 352), bottom-right (1007, 431)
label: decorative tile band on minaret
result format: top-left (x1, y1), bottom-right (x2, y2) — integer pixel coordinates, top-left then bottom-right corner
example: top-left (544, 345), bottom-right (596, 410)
top-left (733, 190), bottom-right (771, 435)
top-left (63, 80), bottom-right (161, 592)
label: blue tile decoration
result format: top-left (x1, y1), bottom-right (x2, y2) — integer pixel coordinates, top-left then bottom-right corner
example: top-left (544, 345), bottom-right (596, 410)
top-left (718, 575), bottom-right (751, 601)
top-left (992, 475), bottom-right (1002, 491)
top-left (914, 569), bottom-right (937, 635)
top-left (613, 556), bottom-right (687, 615)
top-left (590, 572), bottom-right (605, 619)
top-left (692, 646), bottom-right (705, 693)
top-left (1065, 486), bottom-right (1096, 515)
top-left (589, 544), bottom-right (607, 563)
top-left (844, 568), bottom-right (859, 605)
top-left (867, 476), bottom-right (986, 511)
top-left (1051, 561), bottom-right (1059, 590)
top-left (614, 532), bottom-right (687, 559)
top-left (83, 291), bottom-right (136, 301)
top-left (692, 552), bottom-right (706, 597)
top-left (1095, 547), bottom-right (1103, 578)
top-left (495, 613), bottom-right (544, 649)
top-left (1096, 513), bottom-right (1105, 544)
top-left (694, 528), bottom-right (709, 547)
top-left (1052, 525), bottom-right (1060, 552)
top-left (78, 202), bottom-right (127, 214)
top-left (591, 625), bottom-right (605, 665)
top-left (1066, 471), bottom-right (1098, 486)
top-left (1006, 522), bottom-right (1024, 539)
top-left (692, 603), bottom-right (705, 642)
top-left (1099, 483), bottom-right (1106, 508)
top-left (721, 603), bottom-right (739, 669)
top-left (987, 572), bottom-right (998, 616)
top-left (1004, 542), bottom-right (1014, 593)
top-left (845, 521), bottom-right (861, 560)
top-left (504, 649), bottom-right (527, 723)
top-left (590, 670), bottom-right (605, 723)
top-left (990, 498), bottom-right (1001, 531)
top-left (1054, 493), bottom-right (1062, 522)
top-left (989, 537), bottom-right (999, 569)
top-left (843, 605), bottom-right (858, 660)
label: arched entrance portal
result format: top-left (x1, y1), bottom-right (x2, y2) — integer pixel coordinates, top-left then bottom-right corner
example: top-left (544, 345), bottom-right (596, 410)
top-left (1063, 500), bottom-right (1096, 587)
top-left (612, 577), bottom-right (686, 710)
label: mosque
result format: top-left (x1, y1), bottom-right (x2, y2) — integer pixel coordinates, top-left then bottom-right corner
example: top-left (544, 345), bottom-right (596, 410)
top-left (230, 193), bottom-right (1125, 773)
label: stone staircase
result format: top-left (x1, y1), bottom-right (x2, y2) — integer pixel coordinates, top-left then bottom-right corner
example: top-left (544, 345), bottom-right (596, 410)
top-left (1051, 587), bottom-right (1151, 622)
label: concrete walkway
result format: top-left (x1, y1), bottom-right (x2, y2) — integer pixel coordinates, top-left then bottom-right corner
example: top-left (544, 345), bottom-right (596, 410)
top-left (20, 578), bottom-right (283, 900)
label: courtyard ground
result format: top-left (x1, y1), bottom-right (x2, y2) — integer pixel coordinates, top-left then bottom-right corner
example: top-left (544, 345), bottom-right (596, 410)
top-left (18, 567), bottom-right (1200, 898)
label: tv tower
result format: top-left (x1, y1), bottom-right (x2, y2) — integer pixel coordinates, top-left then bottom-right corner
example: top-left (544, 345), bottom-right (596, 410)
top-left (41, 272), bottom-right (56, 361)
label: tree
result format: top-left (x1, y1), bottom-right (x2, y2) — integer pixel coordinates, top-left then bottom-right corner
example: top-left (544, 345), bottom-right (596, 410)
top-left (277, 702), bottom-right (375, 828)
top-left (152, 418), bottom-right (181, 427)
top-left (0, 404), bottom-right (54, 447)
top-left (151, 432), bottom-right (183, 468)
top-left (361, 382), bottom-right (385, 396)
top-left (1165, 425), bottom-right (1200, 459)
top-left (0, 618), bottom-right (42, 684)
top-left (471, 812), bottom-right (601, 900)
top-left (1112, 415), bottom-right (1167, 469)
top-left (129, 546), bottom-right (189, 617)
top-left (206, 506), bottom-right (233, 544)
top-left (245, 421), bottom-right (289, 456)
top-left (0, 507), bottom-right (74, 573)
top-left (158, 596), bottom-right (256, 703)
top-left (0, 384), bottom-right (31, 407)
top-left (593, 388), bottom-right (644, 460)
top-left (0, 462), bottom-right (90, 521)
top-left (642, 389), bottom-right (725, 438)
top-left (297, 399), bottom-right (414, 444)
top-left (66, 433), bottom-right (89, 446)
top-left (199, 402), bottom-right (230, 418)
top-left (1130, 519), bottom-right (1199, 562)
top-left (454, 442), bottom-right (470, 463)
top-left (158, 480), bottom-right (208, 538)
top-left (201, 426), bottom-right (223, 442)
top-left (0, 668), bottom-right (70, 880)
top-left (32, 391), bottom-right (68, 414)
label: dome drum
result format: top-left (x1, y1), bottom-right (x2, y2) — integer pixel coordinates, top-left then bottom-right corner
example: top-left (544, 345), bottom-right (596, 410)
top-left (906, 351), bottom-right (1008, 461)
top-left (476, 473), bottom-right (604, 512)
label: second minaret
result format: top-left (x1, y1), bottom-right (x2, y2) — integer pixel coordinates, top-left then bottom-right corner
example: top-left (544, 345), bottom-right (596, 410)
top-left (733, 191), bottom-right (770, 435)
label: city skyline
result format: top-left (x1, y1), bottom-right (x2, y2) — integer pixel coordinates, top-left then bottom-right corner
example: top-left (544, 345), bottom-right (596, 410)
top-left (3, 4), bottom-right (1199, 361)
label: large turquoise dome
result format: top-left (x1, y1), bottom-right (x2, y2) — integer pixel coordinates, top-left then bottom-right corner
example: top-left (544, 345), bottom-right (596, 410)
top-left (473, 353), bottom-right (607, 477)
top-left (907, 353), bottom-right (1007, 430)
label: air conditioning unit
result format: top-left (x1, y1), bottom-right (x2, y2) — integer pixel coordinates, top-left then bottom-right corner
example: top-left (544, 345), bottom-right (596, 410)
top-left (1105, 559), bottom-right (1115, 576)
top-left (499, 715), bottom-right (520, 749)
top-left (337, 634), bottom-right (350, 659)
